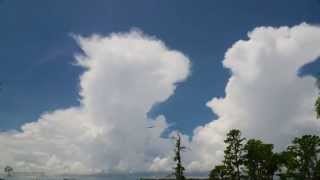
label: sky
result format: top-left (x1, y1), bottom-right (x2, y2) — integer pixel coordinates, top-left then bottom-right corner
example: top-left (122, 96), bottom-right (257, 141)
top-left (1, 0), bottom-right (320, 174)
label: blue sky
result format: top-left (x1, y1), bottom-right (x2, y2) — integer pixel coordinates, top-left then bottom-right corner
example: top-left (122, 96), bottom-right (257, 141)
top-left (1, 0), bottom-right (320, 135)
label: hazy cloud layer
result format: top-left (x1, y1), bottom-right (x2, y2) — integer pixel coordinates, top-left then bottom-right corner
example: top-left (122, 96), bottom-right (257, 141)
top-left (1, 23), bottom-right (320, 174)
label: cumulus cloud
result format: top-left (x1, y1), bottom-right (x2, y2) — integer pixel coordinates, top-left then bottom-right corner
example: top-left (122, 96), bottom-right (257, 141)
top-left (187, 23), bottom-right (320, 171)
top-left (0, 30), bottom-right (190, 174)
top-left (1, 23), bottom-right (320, 174)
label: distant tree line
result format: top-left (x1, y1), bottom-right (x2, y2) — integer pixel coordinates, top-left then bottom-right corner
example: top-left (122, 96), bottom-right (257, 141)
top-left (209, 129), bottom-right (320, 180)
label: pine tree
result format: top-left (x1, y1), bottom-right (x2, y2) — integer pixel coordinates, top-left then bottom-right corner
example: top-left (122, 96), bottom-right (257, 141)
top-left (173, 133), bottom-right (186, 180)
top-left (223, 129), bottom-right (245, 180)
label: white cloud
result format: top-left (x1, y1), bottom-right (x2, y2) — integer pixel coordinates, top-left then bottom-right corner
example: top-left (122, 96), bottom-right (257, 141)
top-left (0, 30), bottom-right (190, 174)
top-left (1, 23), bottom-right (320, 175)
top-left (187, 23), bottom-right (320, 171)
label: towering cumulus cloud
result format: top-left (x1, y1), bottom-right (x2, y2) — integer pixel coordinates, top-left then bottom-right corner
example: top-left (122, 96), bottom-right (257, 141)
top-left (1, 24), bottom-right (320, 174)
top-left (0, 31), bottom-right (190, 174)
top-left (188, 23), bottom-right (320, 171)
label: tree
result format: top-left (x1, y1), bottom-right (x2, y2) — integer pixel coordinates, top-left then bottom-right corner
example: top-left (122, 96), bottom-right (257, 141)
top-left (314, 160), bottom-right (320, 179)
top-left (209, 165), bottom-right (227, 180)
top-left (173, 133), bottom-right (186, 180)
top-left (4, 166), bottom-right (13, 177)
top-left (315, 76), bottom-right (320, 119)
top-left (242, 139), bottom-right (278, 180)
top-left (315, 96), bottom-right (320, 119)
top-left (264, 153), bottom-right (281, 179)
top-left (277, 151), bottom-right (299, 178)
top-left (286, 135), bottom-right (320, 179)
top-left (223, 129), bottom-right (245, 180)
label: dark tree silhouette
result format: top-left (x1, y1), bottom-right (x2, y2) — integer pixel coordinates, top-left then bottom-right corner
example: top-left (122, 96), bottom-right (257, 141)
top-left (314, 160), bottom-right (320, 179)
top-left (4, 166), bottom-right (13, 177)
top-left (208, 130), bottom-right (320, 179)
top-left (315, 75), bottom-right (320, 119)
top-left (173, 133), bottom-right (186, 180)
top-left (287, 135), bottom-right (320, 179)
top-left (223, 129), bottom-right (245, 180)
top-left (209, 165), bottom-right (227, 180)
top-left (277, 151), bottom-right (299, 179)
top-left (242, 139), bottom-right (278, 180)
top-left (315, 96), bottom-right (320, 119)
top-left (264, 152), bottom-right (281, 179)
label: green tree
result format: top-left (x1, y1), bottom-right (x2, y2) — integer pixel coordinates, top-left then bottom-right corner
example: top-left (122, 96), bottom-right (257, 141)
top-left (287, 135), bottom-right (320, 179)
top-left (209, 165), bottom-right (227, 180)
top-left (278, 151), bottom-right (299, 178)
top-left (4, 166), bottom-right (13, 177)
top-left (223, 129), bottom-right (245, 180)
top-left (314, 160), bottom-right (320, 179)
top-left (242, 139), bottom-right (278, 180)
top-left (173, 133), bottom-right (186, 180)
top-left (264, 153), bottom-right (281, 179)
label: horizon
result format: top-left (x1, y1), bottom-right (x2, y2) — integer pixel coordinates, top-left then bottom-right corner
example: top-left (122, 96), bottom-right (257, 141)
top-left (1, 0), bottom-right (320, 177)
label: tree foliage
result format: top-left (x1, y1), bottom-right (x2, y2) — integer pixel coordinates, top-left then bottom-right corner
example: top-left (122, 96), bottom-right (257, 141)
top-left (223, 129), bottom-right (245, 180)
top-left (242, 139), bottom-right (278, 180)
top-left (209, 129), bottom-right (320, 180)
top-left (315, 96), bottom-right (320, 119)
top-left (209, 165), bottom-right (227, 180)
top-left (286, 135), bottom-right (320, 179)
top-left (315, 75), bottom-right (320, 119)
top-left (4, 166), bottom-right (13, 177)
top-left (173, 133), bottom-right (186, 180)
